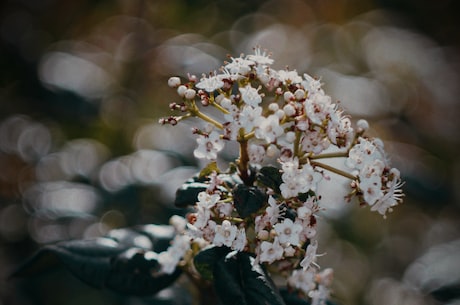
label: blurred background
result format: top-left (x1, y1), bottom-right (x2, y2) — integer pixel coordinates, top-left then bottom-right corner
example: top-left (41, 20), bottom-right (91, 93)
top-left (1, 0), bottom-right (459, 304)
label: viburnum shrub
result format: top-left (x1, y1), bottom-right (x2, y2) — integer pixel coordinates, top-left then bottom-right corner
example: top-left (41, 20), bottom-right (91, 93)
top-left (13, 48), bottom-right (404, 305)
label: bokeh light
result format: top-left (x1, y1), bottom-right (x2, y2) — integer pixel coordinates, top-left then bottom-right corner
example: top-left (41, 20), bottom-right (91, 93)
top-left (1, 0), bottom-right (459, 304)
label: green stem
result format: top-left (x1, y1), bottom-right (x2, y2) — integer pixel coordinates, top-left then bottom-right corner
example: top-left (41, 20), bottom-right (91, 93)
top-left (188, 101), bottom-right (223, 129)
top-left (308, 151), bottom-right (348, 160)
top-left (310, 160), bottom-right (357, 180)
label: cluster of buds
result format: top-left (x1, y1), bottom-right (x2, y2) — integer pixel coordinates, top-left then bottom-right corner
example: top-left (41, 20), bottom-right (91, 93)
top-left (158, 47), bottom-right (404, 304)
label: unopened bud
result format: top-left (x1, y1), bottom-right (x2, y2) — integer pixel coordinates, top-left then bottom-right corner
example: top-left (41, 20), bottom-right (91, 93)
top-left (184, 88), bottom-right (196, 99)
top-left (168, 77), bottom-right (181, 88)
top-left (177, 85), bottom-right (187, 97)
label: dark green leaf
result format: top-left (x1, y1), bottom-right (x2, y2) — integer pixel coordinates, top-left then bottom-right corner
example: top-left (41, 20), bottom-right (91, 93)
top-left (233, 184), bottom-right (267, 218)
top-left (431, 284), bottom-right (460, 302)
top-left (11, 226), bottom-right (181, 296)
top-left (107, 224), bottom-right (175, 253)
top-left (193, 245), bottom-right (230, 281)
top-left (257, 166), bottom-right (282, 193)
top-left (106, 248), bottom-right (182, 295)
top-left (174, 177), bottom-right (208, 208)
top-left (280, 289), bottom-right (311, 305)
top-left (213, 251), bottom-right (286, 305)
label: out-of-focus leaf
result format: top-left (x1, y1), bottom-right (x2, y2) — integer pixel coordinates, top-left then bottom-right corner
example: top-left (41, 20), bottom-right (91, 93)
top-left (257, 166), bottom-right (282, 193)
top-left (431, 284), bottom-right (460, 303)
top-left (213, 251), bottom-right (286, 305)
top-left (174, 176), bottom-right (209, 207)
top-left (106, 248), bottom-right (182, 295)
top-left (107, 224), bottom-right (175, 252)
top-left (174, 173), bottom-right (241, 208)
top-left (233, 184), bottom-right (267, 218)
top-left (199, 161), bottom-right (220, 178)
top-left (280, 289), bottom-right (310, 305)
top-left (11, 226), bottom-right (181, 295)
top-left (193, 245), bottom-right (230, 281)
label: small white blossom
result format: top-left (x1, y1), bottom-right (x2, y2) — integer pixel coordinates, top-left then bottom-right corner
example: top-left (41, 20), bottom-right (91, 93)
top-left (194, 131), bottom-right (225, 160)
top-left (274, 218), bottom-right (303, 246)
top-left (259, 238), bottom-right (284, 263)
top-left (239, 85), bottom-right (262, 107)
top-left (232, 228), bottom-right (247, 251)
top-left (213, 220), bottom-right (238, 247)
top-left (300, 240), bottom-right (319, 270)
top-left (278, 69), bottom-right (302, 84)
top-left (288, 269), bottom-right (316, 295)
top-left (246, 47), bottom-right (274, 66)
top-left (196, 74), bottom-right (224, 92)
top-left (255, 114), bottom-right (284, 143)
top-left (225, 56), bottom-right (254, 75)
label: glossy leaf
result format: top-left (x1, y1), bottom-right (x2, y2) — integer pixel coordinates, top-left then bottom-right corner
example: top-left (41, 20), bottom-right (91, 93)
top-left (233, 184), bottom-right (267, 218)
top-left (257, 166), bottom-right (282, 194)
top-left (280, 289), bottom-right (311, 305)
top-left (193, 245), bottom-right (230, 281)
top-left (11, 225), bottom-right (181, 296)
top-left (174, 176), bottom-right (209, 208)
top-left (213, 251), bottom-right (286, 305)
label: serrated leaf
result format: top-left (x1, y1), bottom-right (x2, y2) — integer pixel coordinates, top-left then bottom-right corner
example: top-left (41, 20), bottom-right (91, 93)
top-left (257, 166), bottom-right (283, 193)
top-left (213, 251), bottom-right (286, 305)
top-left (199, 161), bottom-right (220, 179)
top-left (233, 184), bottom-right (267, 218)
top-left (193, 245), bottom-right (230, 281)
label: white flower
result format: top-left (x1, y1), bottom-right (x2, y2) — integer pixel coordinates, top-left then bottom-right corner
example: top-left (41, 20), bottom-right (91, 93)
top-left (232, 228), bottom-right (247, 251)
top-left (359, 174), bottom-right (383, 206)
top-left (309, 285), bottom-right (330, 305)
top-left (158, 235), bottom-right (191, 274)
top-left (197, 191), bottom-right (220, 209)
top-left (196, 74), bottom-right (224, 92)
top-left (266, 196), bottom-right (282, 225)
top-left (169, 215), bottom-right (187, 232)
top-left (246, 47), bottom-right (274, 66)
top-left (259, 238), bottom-right (284, 263)
top-left (370, 170), bottom-right (404, 217)
top-left (248, 143), bottom-right (266, 164)
top-left (255, 114), bottom-right (284, 143)
top-left (288, 269), bottom-right (316, 295)
top-left (225, 56), bottom-right (254, 75)
top-left (240, 105), bottom-right (263, 131)
top-left (277, 69), bottom-right (302, 84)
top-left (280, 163), bottom-right (322, 198)
top-left (346, 137), bottom-right (384, 170)
top-left (158, 251), bottom-right (178, 274)
top-left (194, 131), bottom-right (224, 160)
top-left (305, 93), bottom-right (334, 126)
top-left (274, 218), bottom-right (303, 246)
top-left (193, 205), bottom-right (211, 229)
top-left (239, 85), bottom-right (262, 107)
top-left (302, 73), bottom-right (323, 94)
top-left (213, 220), bottom-right (238, 247)
top-left (301, 129), bottom-right (330, 155)
top-left (300, 240), bottom-right (319, 270)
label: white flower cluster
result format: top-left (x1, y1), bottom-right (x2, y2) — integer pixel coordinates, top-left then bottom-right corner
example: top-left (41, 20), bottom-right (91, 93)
top-left (159, 47), bottom-right (404, 303)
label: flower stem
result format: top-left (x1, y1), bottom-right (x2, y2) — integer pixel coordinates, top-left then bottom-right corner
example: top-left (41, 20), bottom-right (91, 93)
top-left (311, 160), bottom-right (357, 180)
top-left (237, 129), bottom-right (251, 185)
top-left (308, 151), bottom-right (348, 160)
top-left (188, 101), bottom-right (223, 129)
